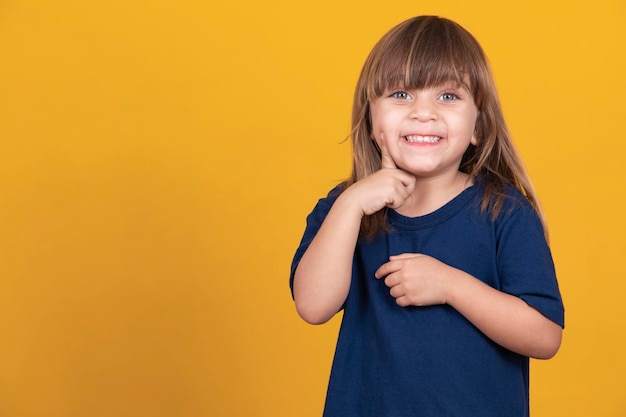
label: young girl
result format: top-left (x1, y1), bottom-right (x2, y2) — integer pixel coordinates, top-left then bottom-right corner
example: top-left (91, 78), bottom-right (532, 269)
top-left (290, 16), bottom-right (564, 416)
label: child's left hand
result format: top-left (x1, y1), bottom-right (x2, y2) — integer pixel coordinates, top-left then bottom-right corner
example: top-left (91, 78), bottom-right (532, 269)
top-left (375, 253), bottom-right (452, 307)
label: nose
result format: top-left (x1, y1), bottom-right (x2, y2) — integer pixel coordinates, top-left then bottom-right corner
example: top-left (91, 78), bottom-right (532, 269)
top-left (409, 96), bottom-right (437, 121)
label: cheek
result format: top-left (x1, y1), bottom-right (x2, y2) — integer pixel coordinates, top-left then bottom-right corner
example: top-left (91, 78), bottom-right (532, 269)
top-left (468, 118), bottom-right (479, 144)
top-left (463, 112), bottom-right (479, 143)
top-left (368, 103), bottom-right (392, 137)
top-left (369, 111), bottom-right (383, 135)
top-left (370, 113), bottom-right (399, 143)
top-left (369, 123), bottom-right (386, 145)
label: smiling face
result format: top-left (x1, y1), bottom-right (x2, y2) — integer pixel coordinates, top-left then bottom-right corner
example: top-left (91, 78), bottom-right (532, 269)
top-left (350, 16), bottom-right (498, 187)
top-left (369, 82), bottom-right (478, 180)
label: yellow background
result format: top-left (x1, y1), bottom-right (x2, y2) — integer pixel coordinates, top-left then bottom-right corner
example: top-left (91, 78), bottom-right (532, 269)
top-left (0, 0), bottom-right (624, 416)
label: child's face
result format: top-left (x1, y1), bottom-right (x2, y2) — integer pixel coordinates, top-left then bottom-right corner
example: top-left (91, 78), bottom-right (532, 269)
top-left (369, 82), bottom-right (478, 179)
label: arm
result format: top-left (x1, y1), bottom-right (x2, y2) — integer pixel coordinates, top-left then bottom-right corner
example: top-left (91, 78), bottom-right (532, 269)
top-left (292, 194), bottom-right (363, 325)
top-left (446, 267), bottom-right (562, 359)
top-left (294, 142), bottom-right (416, 324)
top-left (376, 254), bottom-right (562, 359)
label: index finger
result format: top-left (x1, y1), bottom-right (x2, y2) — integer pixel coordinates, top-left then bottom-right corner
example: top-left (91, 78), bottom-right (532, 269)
top-left (389, 253), bottom-right (420, 261)
top-left (378, 134), bottom-right (397, 170)
top-left (374, 258), bottom-right (399, 279)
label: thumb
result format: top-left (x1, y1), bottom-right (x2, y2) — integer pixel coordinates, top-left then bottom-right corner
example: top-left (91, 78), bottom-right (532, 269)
top-left (378, 134), bottom-right (397, 170)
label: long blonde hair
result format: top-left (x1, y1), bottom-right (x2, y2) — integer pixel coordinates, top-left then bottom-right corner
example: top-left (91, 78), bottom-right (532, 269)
top-left (346, 16), bottom-right (547, 240)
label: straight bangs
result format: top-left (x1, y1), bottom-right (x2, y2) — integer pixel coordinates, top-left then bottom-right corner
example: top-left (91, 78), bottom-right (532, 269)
top-left (362, 17), bottom-right (488, 110)
top-left (349, 16), bottom-right (545, 240)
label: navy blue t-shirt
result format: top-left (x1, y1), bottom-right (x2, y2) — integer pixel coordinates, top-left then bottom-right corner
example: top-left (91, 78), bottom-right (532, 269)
top-left (290, 179), bottom-right (564, 417)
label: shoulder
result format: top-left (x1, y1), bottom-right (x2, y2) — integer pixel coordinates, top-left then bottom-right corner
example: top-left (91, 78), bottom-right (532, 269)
top-left (310, 183), bottom-right (345, 211)
top-left (325, 182), bottom-right (346, 201)
top-left (302, 183), bottom-right (347, 224)
top-left (472, 175), bottom-right (547, 237)
top-left (493, 183), bottom-right (546, 241)
top-left (474, 175), bottom-right (535, 217)
top-left (500, 181), bottom-right (533, 212)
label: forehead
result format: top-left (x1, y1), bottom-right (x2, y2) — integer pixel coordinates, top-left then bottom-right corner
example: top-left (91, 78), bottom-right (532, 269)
top-left (383, 79), bottom-right (470, 92)
top-left (363, 18), bottom-right (481, 99)
top-left (370, 62), bottom-right (472, 98)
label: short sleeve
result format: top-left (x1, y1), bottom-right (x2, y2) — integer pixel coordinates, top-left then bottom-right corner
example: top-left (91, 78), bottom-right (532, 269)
top-left (289, 186), bottom-right (341, 298)
top-left (496, 203), bottom-right (565, 328)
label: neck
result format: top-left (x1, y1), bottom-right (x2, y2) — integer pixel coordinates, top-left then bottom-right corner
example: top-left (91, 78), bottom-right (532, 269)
top-left (397, 172), bottom-right (473, 217)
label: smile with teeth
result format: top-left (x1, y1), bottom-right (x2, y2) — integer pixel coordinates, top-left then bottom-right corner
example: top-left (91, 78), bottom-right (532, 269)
top-left (404, 135), bottom-right (442, 143)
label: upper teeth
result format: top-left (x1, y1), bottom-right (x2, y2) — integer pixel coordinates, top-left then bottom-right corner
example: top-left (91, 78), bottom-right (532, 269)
top-left (405, 135), bottom-right (441, 143)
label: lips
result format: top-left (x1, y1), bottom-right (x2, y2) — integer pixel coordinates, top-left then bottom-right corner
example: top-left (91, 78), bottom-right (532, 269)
top-left (404, 135), bottom-right (442, 143)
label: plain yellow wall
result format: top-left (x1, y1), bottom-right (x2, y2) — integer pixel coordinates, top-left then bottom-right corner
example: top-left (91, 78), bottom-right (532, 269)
top-left (0, 0), bottom-right (625, 416)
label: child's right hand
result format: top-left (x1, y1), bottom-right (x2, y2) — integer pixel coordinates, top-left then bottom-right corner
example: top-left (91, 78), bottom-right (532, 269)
top-left (341, 137), bottom-right (416, 216)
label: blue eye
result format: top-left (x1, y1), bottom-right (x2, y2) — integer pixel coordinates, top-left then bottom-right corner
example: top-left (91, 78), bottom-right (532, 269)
top-left (390, 91), bottom-right (411, 100)
top-left (440, 92), bottom-right (458, 101)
